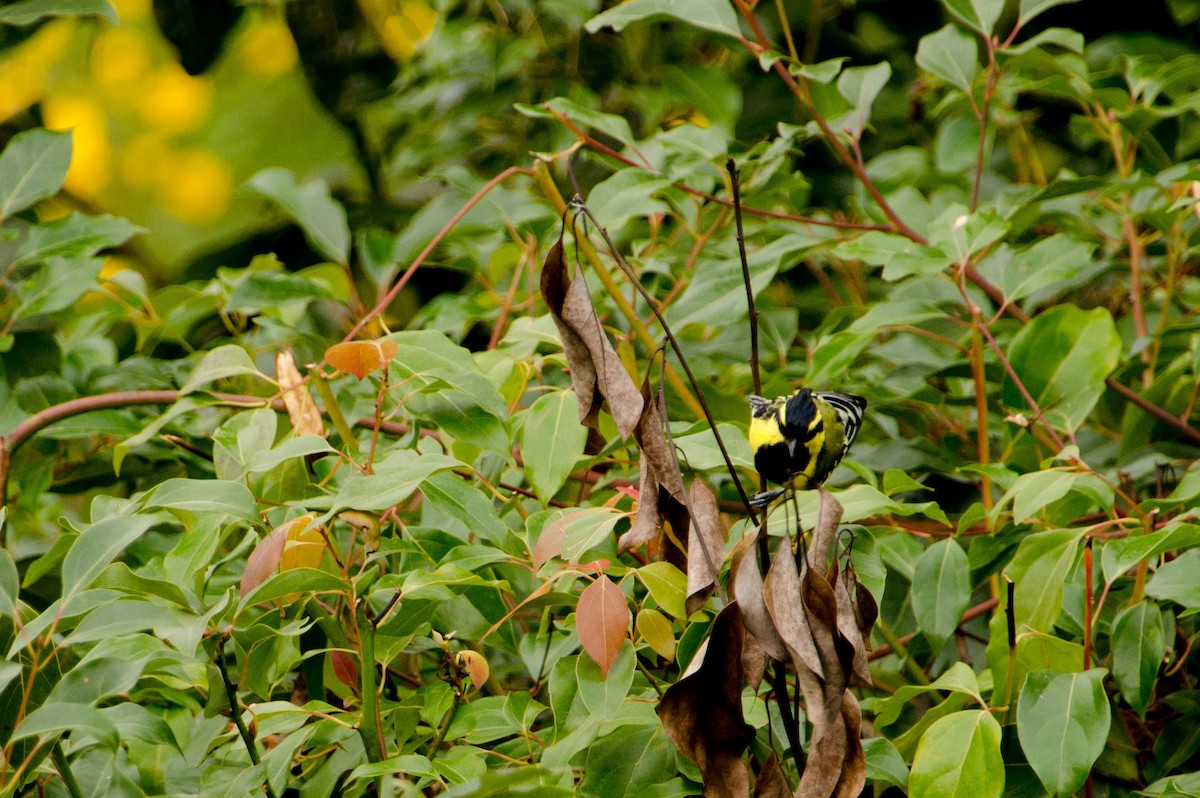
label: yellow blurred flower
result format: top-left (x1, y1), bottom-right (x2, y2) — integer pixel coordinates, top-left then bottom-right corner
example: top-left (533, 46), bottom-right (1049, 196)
top-left (42, 95), bottom-right (110, 199)
top-left (109, 0), bottom-right (150, 21)
top-left (91, 28), bottom-right (150, 95)
top-left (238, 18), bottom-right (298, 77)
top-left (361, 0), bottom-right (437, 62)
top-left (0, 22), bottom-right (73, 121)
top-left (156, 148), bottom-right (233, 224)
top-left (139, 65), bottom-right (212, 134)
top-left (121, 133), bottom-right (171, 188)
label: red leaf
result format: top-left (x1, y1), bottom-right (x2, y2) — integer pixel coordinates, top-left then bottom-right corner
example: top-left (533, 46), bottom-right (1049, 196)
top-left (325, 338), bottom-right (398, 380)
top-left (330, 650), bottom-right (358, 688)
top-left (577, 574), bottom-right (630, 677)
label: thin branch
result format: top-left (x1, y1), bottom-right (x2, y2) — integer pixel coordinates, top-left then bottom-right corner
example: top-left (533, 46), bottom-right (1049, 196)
top-left (337, 165), bottom-right (534, 350)
top-left (547, 107), bottom-right (889, 233)
top-left (732, 0), bottom-right (926, 244)
top-left (573, 202), bottom-right (758, 516)
top-left (727, 157), bottom-right (761, 397)
top-left (214, 637), bottom-right (280, 798)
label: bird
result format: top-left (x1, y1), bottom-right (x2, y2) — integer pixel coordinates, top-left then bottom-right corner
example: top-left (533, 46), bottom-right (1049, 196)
top-left (748, 389), bottom-right (867, 507)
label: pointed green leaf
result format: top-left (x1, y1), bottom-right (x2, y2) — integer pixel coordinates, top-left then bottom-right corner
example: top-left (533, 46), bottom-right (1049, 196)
top-left (1004, 305), bottom-right (1122, 431)
top-left (421, 471), bottom-right (508, 544)
top-left (180, 345), bottom-right (265, 395)
top-left (584, 0), bottom-right (741, 39)
top-left (1112, 601), bottom-right (1165, 717)
top-left (916, 25), bottom-right (980, 92)
top-left (942, 0), bottom-right (1003, 34)
top-left (1003, 529), bottom-right (1082, 632)
top-left (1146, 548), bottom-right (1200, 609)
top-left (1017, 669), bottom-right (1110, 797)
top-left (0, 128), bottom-right (72, 220)
top-left (523, 389), bottom-right (588, 504)
top-left (912, 538), bottom-right (971, 645)
top-left (62, 514), bottom-right (157, 599)
top-left (247, 168), bottom-right (350, 265)
top-left (1018, 0), bottom-right (1081, 25)
top-left (910, 710), bottom-right (1004, 798)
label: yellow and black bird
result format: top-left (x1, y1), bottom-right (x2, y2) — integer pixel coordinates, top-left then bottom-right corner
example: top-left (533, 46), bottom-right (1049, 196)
top-left (748, 389), bottom-right (867, 507)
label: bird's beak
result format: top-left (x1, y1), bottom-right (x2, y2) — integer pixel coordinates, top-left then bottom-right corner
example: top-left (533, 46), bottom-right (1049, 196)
top-left (787, 438), bottom-right (797, 456)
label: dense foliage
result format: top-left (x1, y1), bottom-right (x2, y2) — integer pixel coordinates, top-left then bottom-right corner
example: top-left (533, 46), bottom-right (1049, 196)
top-left (2, 0), bottom-right (1200, 796)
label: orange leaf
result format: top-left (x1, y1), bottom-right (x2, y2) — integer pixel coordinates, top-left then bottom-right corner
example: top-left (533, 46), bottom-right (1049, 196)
top-left (531, 519), bottom-right (566, 572)
top-left (456, 650), bottom-right (490, 689)
top-left (280, 518), bottom-right (325, 571)
top-left (330, 650), bottom-right (358, 688)
top-left (577, 575), bottom-right (630, 677)
top-left (325, 338), bottom-right (398, 380)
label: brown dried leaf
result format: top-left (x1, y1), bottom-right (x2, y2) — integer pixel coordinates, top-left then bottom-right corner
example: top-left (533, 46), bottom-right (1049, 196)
top-left (762, 537), bottom-right (823, 678)
top-left (657, 603), bottom-right (753, 798)
top-left (807, 488), bottom-right (844, 572)
top-left (326, 338), bottom-right (398, 380)
top-left (330, 649), bottom-right (358, 689)
top-left (855, 578), bottom-right (879, 641)
top-left (795, 566), bottom-right (850, 798)
top-left (834, 568), bottom-right (872, 687)
top-left (833, 692), bottom-right (866, 798)
top-left (730, 526), bottom-right (788, 662)
top-left (685, 479), bottom-right (726, 617)
top-left (540, 233), bottom-right (643, 437)
top-left (633, 377), bottom-right (684, 501)
top-left (755, 754), bottom-right (792, 798)
top-left (276, 349), bottom-right (324, 437)
top-left (577, 574), bottom-right (630, 677)
top-left (739, 631), bottom-right (767, 692)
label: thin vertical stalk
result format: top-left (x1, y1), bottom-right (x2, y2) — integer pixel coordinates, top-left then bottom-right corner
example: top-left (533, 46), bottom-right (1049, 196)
top-left (356, 601), bottom-right (387, 763)
top-left (726, 157), bottom-right (761, 398)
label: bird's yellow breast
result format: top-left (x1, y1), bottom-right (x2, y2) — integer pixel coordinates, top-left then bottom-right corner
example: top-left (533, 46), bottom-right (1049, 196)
top-left (749, 415), bottom-right (785, 451)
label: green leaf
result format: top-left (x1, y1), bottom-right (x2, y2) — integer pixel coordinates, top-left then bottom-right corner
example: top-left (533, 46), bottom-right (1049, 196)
top-left (581, 723), bottom-right (675, 796)
top-left (245, 435), bottom-right (335, 474)
top-left (15, 212), bottom-right (142, 267)
top-left (1101, 522), bottom-right (1200, 584)
top-left (916, 25), bottom-right (980, 92)
top-left (835, 62), bottom-right (892, 138)
top-left (636, 562), bottom-right (687, 619)
top-left (529, 98), bottom-right (635, 148)
top-left (1017, 669), bottom-right (1110, 797)
top-left (10, 702), bottom-right (120, 749)
top-left (180, 344), bottom-right (265, 395)
top-left (792, 57), bottom-right (848, 84)
top-left (421, 471), bottom-right (509, 544)
top-left (1111, 601), bottom-right (1165, 717)
top-left (1003, 529), bottom-right (1083, 632)
top-left (912, 538), bottom-right (971, 645)
top-left (864, 736), bottom-right (910, 789)
top-left (1146, 549), bottom-right (1200, 609)
top-left (237, 567), bottom-right (350, 609)
top-left (144, 478), bottom-right (258, 521)
top-left (998, 236), bottom-right (1095, 304)
top-left (0, 547), bottom-right (17, 618)
top-left (62, 514), bottom-right (157, 599)
top-left (993, 469), bottom-right (1077, 524)
top-left (247, 168), bottom-right (350, 265)
top-left (942, 0), bottom-right (1003, 34)
top-left (874, 661), bottom-right (984, 729)
top-left (329, 450), bottom-right (462, 513)
top-left (1018, 0), bottom-right (1081, 25)
top-left (0, 0), bottom-right (115, 25)
top-left (0, 128), bottom-right (72, 221)
top-left (909, 710), bottom-right (1004, 798)
top-left (586, 171), bottom-right (671, 234)
top-left (1004, 305), bottom-right (1122, 431)
top-left (584, 0), bottom-right (741, 40)
top-left (522, 390), bottom-right (588, 503)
